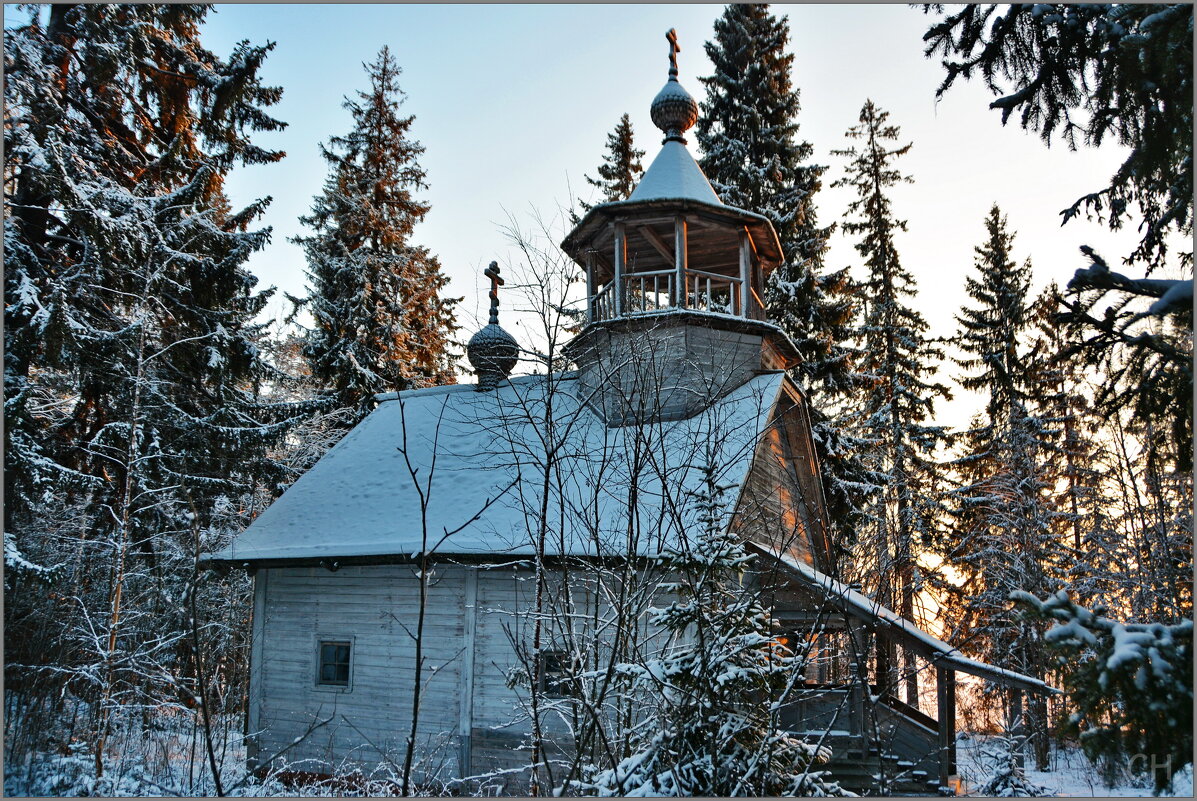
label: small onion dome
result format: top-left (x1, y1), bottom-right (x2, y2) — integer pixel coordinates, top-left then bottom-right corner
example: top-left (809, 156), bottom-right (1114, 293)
top-left (467, 323), bottom-right (518, 392)
top-left (651, 29), bottom-right (699, 143)
top-left (651, 80), bottom-right (698, 144)
top-left (468, 261), bottom-right (519, 391)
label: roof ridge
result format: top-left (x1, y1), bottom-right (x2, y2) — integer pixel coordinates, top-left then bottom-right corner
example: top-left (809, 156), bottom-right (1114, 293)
top-left (373, 371), bottom-right (579, 403)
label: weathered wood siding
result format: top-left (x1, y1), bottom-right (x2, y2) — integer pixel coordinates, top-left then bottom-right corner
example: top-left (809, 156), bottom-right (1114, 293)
top-left (468, 565), bottom-right (536, 779)
top-left (735, 383), bottom-right (831, 571)
top-left (254, 565), bottom-right (467, 781)
top-left (575, 318), bottom-right (768, 424)
top-left (254, 562), bottom-right (673, 790)
top-left (466, 564), bottom-right (674, 786)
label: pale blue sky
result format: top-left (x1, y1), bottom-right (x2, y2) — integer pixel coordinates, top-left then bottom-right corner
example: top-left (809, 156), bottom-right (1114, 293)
top-left (10, 4), bottom-right (1168, 427)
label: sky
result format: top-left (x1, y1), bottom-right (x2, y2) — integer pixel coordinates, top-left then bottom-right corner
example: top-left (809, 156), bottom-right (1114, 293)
top-left (13, 3), bottom-right (1164, 429)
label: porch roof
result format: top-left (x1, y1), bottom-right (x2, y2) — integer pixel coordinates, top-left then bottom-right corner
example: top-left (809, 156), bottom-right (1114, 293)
top-left (754, 544), bottom-right (1061, 695)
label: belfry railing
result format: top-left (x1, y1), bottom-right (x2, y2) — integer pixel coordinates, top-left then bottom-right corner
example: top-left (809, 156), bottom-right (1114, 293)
top-left (685, 269), bottom-right (742, 316)
top-left (592, 281), bottom-right (616, 322)
top-left (590, 270), bottom-right (747, 323)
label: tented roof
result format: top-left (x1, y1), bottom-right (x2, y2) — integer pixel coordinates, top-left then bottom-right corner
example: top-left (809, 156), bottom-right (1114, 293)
top-left (208, 371), bottom-right (787, 563)
top-left (628, 139), bottom-right (722, 205)
top-left (559, 140), bottom-right (785, 270)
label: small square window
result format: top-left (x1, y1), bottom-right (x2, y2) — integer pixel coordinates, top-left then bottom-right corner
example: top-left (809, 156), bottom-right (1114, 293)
top-left (538, 650), bottom-right (577, 699)
top-left (317, 640), bottom-right (351, 687)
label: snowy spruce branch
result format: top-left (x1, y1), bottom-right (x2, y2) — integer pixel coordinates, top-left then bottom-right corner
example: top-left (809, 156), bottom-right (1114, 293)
top-left (1068, 246), bottom-right (1193, 320)
top-left (1010, 589), bottom-right (1193, 794)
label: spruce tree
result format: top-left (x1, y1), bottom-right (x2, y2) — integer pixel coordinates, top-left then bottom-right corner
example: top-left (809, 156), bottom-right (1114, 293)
top-left (3, 3), bottom-right (299, 772)
top-left (831, 101), bottom-right (951, 704)
top-left (923, 4), bottom-right (1194, 478)
top-left (1013, 591), bottom-right (1193, 793)
top-left (1057, 244), bottom-right (1193, 475)
top-left (1018, 284), bottom-right (1191, 773)
top-left (295, 46), bottom-right (458, 422)
top-left (4, 1), bottom-right (294, 579)
top-left (579, 112), bottom-right (644, 213)
top-left (1024, 285), bottom-right (1121, 606)
top-left (5, 3), bottom-right (288, 532)
top-left (945, 206), bottom-right (1061, 768)
top-left (922, 4), bottom-right (1192, 269)
top-left (696, 4), bottom-right (876, 564)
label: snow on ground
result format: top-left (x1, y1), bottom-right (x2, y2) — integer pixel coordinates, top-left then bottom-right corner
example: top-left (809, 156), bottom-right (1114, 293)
top-left (6, 706), bottom-right (1189, 797)
top-left (955, 735), bottom-right (1189, 798)
top-left (6, 706), bottom-right (478, 797)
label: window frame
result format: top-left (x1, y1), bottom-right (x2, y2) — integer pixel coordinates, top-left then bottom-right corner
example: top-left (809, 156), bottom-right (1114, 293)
top-left (313, 635), bottom-right (355, 693)
top-left (536, 649), bottom-right (579, 700)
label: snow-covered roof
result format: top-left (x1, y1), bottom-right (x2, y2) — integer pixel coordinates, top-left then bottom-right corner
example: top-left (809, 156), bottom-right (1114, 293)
top-left (628, 139), bottom-right (722, 205)
top-left (209, 371), bottom-right (788, 563)
top-left (758, 546), bottom-right (1060, 695)
top-left (561, 139), bottom-right (785, 270)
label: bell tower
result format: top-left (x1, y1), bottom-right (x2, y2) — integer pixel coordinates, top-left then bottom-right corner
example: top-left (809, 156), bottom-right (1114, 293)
top-left (562, 29), bottom-right (799, 425)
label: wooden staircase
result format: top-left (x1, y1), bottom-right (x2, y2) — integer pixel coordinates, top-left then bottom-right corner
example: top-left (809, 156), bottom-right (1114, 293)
top-left (782, 686), bottom-right (955, 796)
top-left (820, 735), bottom-right (945, 795)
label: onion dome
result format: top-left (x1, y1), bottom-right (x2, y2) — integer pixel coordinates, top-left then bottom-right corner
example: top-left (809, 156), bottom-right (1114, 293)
top-left (650, 28), bottom-right (699, 144)
top-left (467, 261), bottom-right (518, 391)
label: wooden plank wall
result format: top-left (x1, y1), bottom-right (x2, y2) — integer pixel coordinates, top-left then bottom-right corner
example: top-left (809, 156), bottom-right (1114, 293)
top-left (469, 564), bottom-right (535, 781)
top-left (736, 398), bottom-right (820, 568)
top-left (577, 321), bottom-right (767, 424)
top-left (255, 562), bottom-right (672, 791)
top-left (255, 565), bottom-right (466, 783)
top-left (467, 564), bottom-right (671, 786)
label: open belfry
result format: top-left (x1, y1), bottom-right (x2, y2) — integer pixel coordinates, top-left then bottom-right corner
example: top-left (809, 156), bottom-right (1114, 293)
top-left (562, 29), bottom-right (798, 425)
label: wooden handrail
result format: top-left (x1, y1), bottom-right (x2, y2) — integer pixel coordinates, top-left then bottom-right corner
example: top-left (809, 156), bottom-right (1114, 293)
top-left (687, 267), bottom-right (742, 282)
top-left (883, 693), bottom-right (939, 733)
top-left (784, 682), bottom-right (940, 734)
top-left (623, 268), bottom-right (677, 278)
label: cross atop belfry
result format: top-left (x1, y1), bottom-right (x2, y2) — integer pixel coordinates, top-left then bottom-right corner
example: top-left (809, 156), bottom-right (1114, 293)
top-left (666, 28), bottom-right (679, 76)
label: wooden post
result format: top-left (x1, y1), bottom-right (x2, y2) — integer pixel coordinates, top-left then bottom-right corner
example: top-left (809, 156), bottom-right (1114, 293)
top-left (613, 222), bottom-right (626, 317)
top-left (850, 680), bottom-right (863, 741)
top-left (739, 230), bottom-right (752, 317)
top-left (946, 669), bottom-right (957, 774)
top-left (857, 674), bottom-right (868, 750)
top-left (674, 215), bottom-right (687, 308)
top-left (246, 569), bottom-right (266, 770)
top-left (936, 665), bottom-right (956, 791)
top-left (458, 567), bottom-right (478, 777)
top-left (1010, 689), bottom-right (1024, 770)
top-left (585, 251), bottom-right (597, 323)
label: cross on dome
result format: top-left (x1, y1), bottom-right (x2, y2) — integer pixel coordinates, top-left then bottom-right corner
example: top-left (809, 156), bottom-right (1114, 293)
top-left (467, 260), bottom-right (519, 391)
top-left (666, 28), bottom-right (680, 76)
top-left (484, 261), bottom-right (504, 325)
top-left (650, 28), bottom-right (699, 143)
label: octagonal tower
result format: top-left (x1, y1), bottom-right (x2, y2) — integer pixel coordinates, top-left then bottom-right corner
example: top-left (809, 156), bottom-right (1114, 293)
top-left (562, 29), bottom-right (799, 426)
